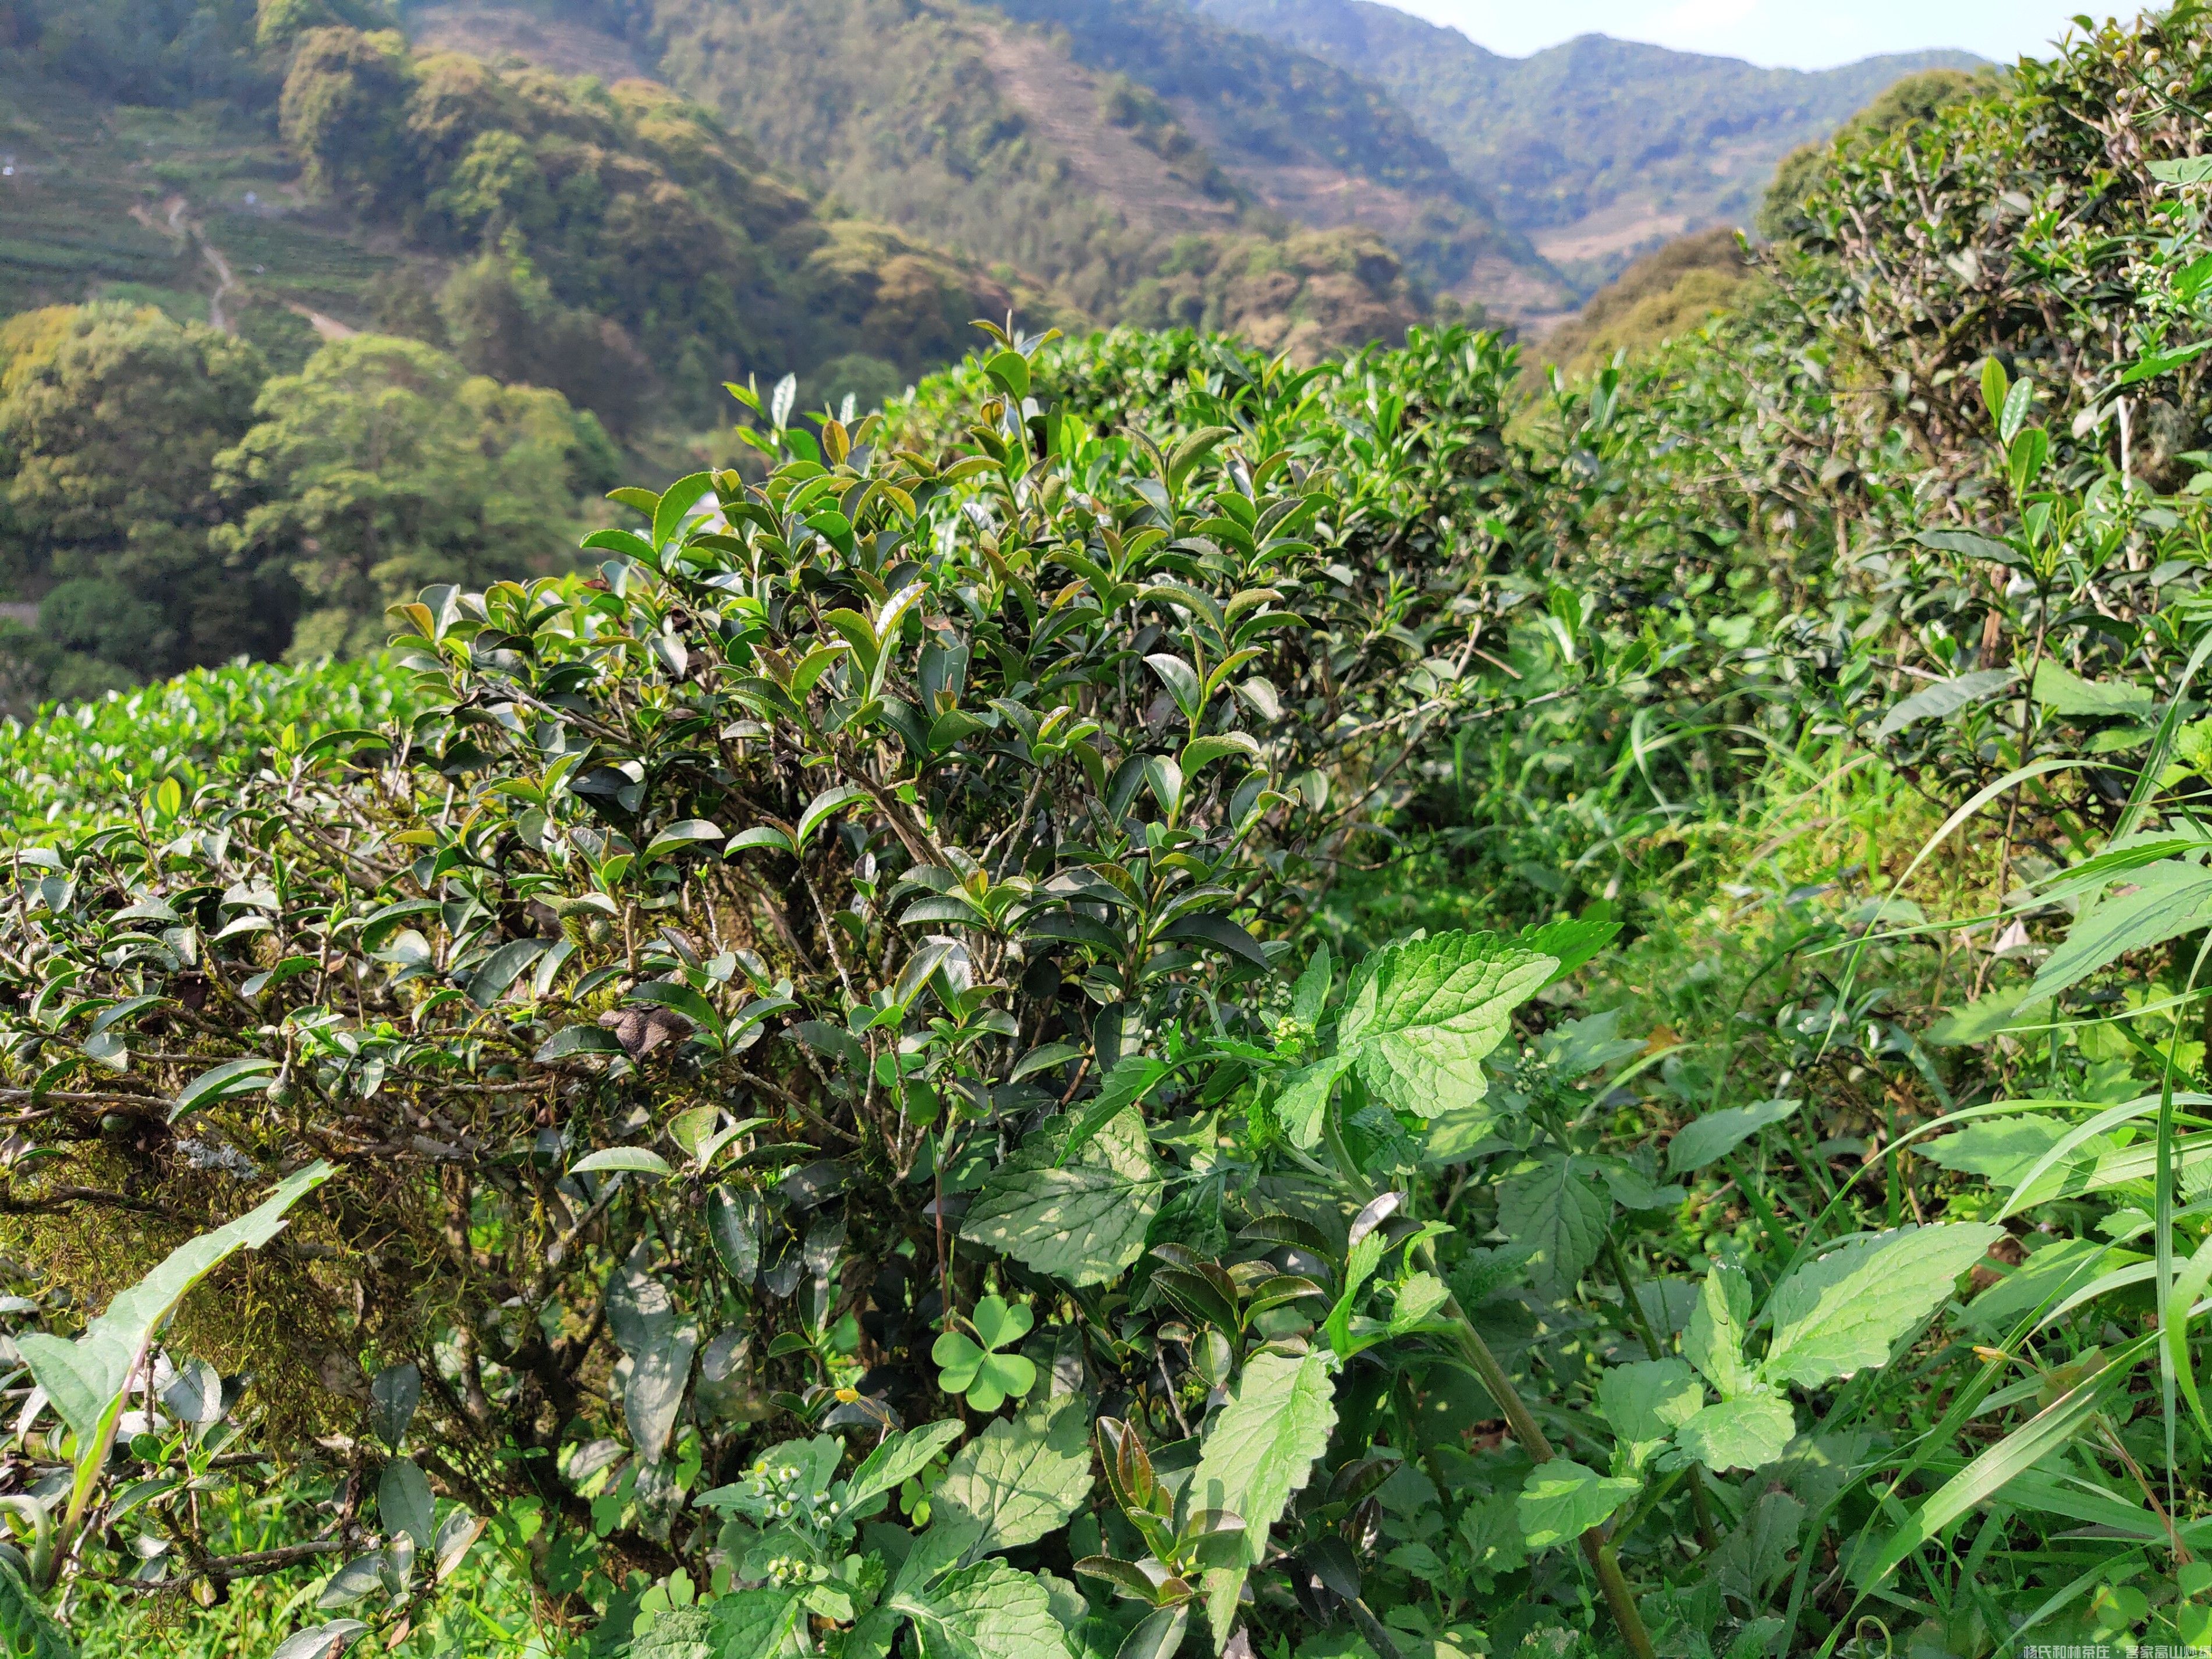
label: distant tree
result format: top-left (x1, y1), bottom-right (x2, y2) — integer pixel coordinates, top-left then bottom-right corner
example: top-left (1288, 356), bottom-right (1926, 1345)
top-left (0, 0), bottom-right (267, 104)
top-left (363, 266), bottom-right (450, 346)
top-left (278, 25), bottom-right (414, 212)
top-left (211, 333), bottom-right (619, 660)
top-left (0, 305), bottom-right (76, 396)
top-left (232, 296), bottom-right (324, 374)
top-left (437, 251), bottom-right (651, 433)
top-left (0, 302), bottom-right (281, 674)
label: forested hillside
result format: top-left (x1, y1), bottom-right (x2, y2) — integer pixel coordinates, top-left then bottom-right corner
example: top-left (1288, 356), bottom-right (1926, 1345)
top-left (472, 0), bottom-right (1571, 326)
top-left (0, 0), bottom-right (1053, 698)
top-left (16, 8), bottom-right (2212, 1659)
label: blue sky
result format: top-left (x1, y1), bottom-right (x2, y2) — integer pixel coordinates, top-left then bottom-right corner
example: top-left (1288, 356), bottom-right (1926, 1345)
top-left (1379, 0), bottom-right (2136, 70)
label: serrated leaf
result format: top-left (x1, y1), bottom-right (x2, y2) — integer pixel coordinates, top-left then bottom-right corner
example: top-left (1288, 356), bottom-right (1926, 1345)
top-left (1275, 1053), bottom-right (1351, 1150)
top-left (1667, 1098), bottom-right (1802, 1174)
top-left (934, 1391), bottom-right (1093, 1554)
top-left (368, 1362), bottom-right (420, 1450)
top-left (2032, 660), bottom-right (2152, 718)
top-left (1181, 732), bottom-right (1260, 776)
top-left (1112, 1606), bottom-right (1189, 1659)
top-left (1535, 1007), bottom-right (1642, 1079)
top-left (1684, 1261), bottom-right (1754, 1399)
top-left (534, 1024), bottom-right (624, 1062)
top-left (1389, 1271), bottom-right (1452, 1334)
top-left (1158, 912), bottom-right (1270, 970)
top-left (1516, 1460), bottom-right (1639, 1551)
top-left (1673, 1391), bottom-right (1797, 1472)
top-left (1761, 1224), bottom-right (2003, 1389)
top-left (433, 1506), bottom-right (485, 1580)
top-left (1010, 1041), bottom-right (1084, 1083)
top-left (1517, 914), bottom-right (1619, 986)
top-left (1918, 1115), bottom-right (2118, 1207)
top-left (707, 1586), bottom-right (805, 1655)
top-left (845, 1419), bottom-right (967, 1514)
top-left (644, 819), bottom-right (725, 860)
top-left (1924, 984), bottom-right (2052, 1047)
top-left (465, 938), bottom-right (551, 1008)
top-left (1916, 529), bottom-right (2020, 567)
top-left (18, 1161), bottom-right (329, 1444)
top-left (1291, 942), bottom-right (1331, 1025)
top-left (895, 1558), bottom-right (1075, 1659)
top-left (316, 1552), bottom-right (387, 1610)
top-left (1165, 424), bottom-right (1234, 489)
top-left (1189, 1349), bottom-right (1335, 1569)
top-left (162, 1357), bottom-right (224, 1425)
top-left (797, 784), bottom-right (872, 848)
top-left (1596, 1358), bottom-right (1706, 1444)
top-left (1144, 655), bottom-right (1204, 723)
top-left (1337, 930), bottom-right (1554, 1117)
top-left (652, 472), bottom-right (713, 552)
top-left (1495, 1155), bottom-right (1609, 1293)
top-left (1056, 1055), bottom-right (1170, 1166)
top-left (625, 1323), bottom-right (697, 1463)
top-left (707, 1185), bottom-right (762, 1282)
top-left (960, 1109), bottom-right (1161, 1287)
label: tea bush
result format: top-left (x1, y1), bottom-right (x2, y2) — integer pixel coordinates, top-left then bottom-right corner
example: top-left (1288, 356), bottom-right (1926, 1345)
top-left (16, 12), bottom-right (2212, 1657)
top-left (0, 324), bottom-right (1672, 1658)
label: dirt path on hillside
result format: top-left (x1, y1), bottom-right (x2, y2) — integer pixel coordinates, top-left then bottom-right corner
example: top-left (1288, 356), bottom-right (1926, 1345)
top-left (193, 218), bottom-right (239, 332)
top-left (147, 196), bottom-right (355, 341)
top-left (144, 195), bottom-right (241, 331)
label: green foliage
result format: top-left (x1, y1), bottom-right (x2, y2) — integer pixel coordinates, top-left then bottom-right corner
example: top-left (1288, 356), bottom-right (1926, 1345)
top-left (1515, 1460), bottom-right (1637, 1551)
top-left (983, 0), bottom-right (1491, 206)
top-left (17, 1163), bottom-right (332, 1591)
top-left (209, 331), bottom-right (619, 660)
top-left (0, 302), bottom-right (615, 694)
top-left (1759, 66), bottom-right (1989, 239)
top-left (27, 14), bottom-right (2212, 1658)
top-left (0, 654), bottom-right (420, 834)
top-left (0, 320), bottom-right (1592, 1657)
top-left (928, 1295), bottom-right (1036, 1411)
top-left (1335, 930), bottom-right (1554, 1121)
top-left (0, 301), bottom-right (279, 681)
top-left (0, 0), bottom-right (275, 106)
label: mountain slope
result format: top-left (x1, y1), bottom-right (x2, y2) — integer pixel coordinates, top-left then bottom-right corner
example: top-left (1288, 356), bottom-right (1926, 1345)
top-left (975, 0), bottom-right (1565, 316)
top-left (1194, 0), bottom-right (1983, 288)
top-left (1, 4), bottom-right (1055, 431)
top-left (495, 0), bottom-right (1573, 322)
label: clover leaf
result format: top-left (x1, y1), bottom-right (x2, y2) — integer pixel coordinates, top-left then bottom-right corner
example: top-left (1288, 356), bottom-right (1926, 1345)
top-left (931, 1295), bottom-right (1037, 1412)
